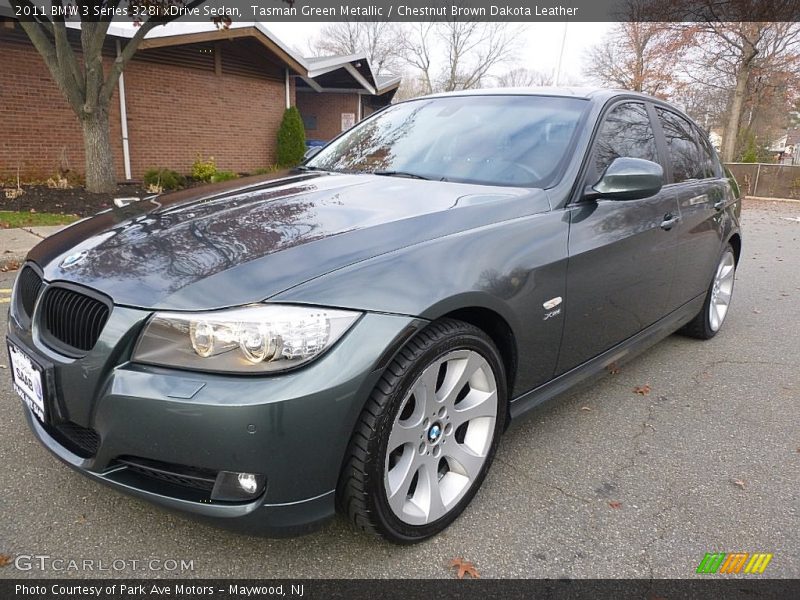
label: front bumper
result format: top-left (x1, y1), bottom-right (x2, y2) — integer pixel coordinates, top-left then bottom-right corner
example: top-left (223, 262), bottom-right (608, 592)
top-left (8, 300), bottom-right (421, 536)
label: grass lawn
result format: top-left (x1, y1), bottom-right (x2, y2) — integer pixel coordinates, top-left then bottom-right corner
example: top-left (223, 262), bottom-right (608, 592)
top-left (0, 211), bottom-right (79, 229)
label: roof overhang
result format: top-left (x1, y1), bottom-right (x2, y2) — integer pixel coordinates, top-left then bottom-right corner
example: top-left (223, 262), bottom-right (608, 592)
top-left (139, 25), bottom-right (306, 75)
top-left (6, 15), bottom-right (400, 96)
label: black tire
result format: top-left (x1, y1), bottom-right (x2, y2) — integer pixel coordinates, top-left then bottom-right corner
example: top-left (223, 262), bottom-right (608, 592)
top-left (337, 318), bottom-right (507, 544)
top-left (680, 244), bottom-right (736, 340)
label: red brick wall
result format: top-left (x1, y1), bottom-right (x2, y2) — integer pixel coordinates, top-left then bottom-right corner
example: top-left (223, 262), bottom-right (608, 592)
top-left (0, 36), bottom-right (123, 181)
top-left (296, 92), bottom-right (360, 141)
top-left (123, 59), bottom-right (293, 176)
top-left (0, 33), bottom-right (296, 181)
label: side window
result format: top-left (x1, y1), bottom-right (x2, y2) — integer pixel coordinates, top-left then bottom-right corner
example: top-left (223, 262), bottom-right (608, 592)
top-left (657, 108), bottom-right (704, 182)
top-left (593, 102), bottom-right (658, 177)
top-left (694, 124), bottom-right (722, 178)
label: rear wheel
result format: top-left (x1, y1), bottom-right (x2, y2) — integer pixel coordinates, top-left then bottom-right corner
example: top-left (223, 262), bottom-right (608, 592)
top-left (681, 244), bottom-right (736, 339)
top-left (337, 318), bottom-right (507, 543)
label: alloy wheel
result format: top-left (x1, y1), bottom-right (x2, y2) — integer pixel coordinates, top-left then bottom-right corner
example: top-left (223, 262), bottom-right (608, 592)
top-left (708, 250), bottom-right (735, 332)
top-left (383, 349), bottom-right (498, 526)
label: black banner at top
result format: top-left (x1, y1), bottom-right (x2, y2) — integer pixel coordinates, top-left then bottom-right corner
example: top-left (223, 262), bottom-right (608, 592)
top-left (1, 0), bottom-right (800, 23)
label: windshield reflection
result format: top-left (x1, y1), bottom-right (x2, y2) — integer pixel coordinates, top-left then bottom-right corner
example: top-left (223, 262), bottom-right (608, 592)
top-left (308, 95), bottom-right (588, 188)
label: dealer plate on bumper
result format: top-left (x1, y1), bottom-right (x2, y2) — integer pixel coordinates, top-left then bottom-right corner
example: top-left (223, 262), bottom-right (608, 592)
top-left (8, 341), bottom-right (47, 423)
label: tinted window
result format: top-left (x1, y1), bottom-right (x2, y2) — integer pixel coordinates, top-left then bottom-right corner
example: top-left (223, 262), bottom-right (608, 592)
top-left (593, 102), bottom-right (658, 176)
top-left (657, 108), bottom-right (705, 182)
top-left (694, 124), bottom-right (722, 178)
top-left (308, 95), bottom-right (589, 188)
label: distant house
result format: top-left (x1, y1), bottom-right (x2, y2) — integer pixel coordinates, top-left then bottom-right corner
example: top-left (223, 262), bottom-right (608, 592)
top-left (779, 128), bottom-right (800, 165)
top-left (0, 18), bottom-right (400, 181)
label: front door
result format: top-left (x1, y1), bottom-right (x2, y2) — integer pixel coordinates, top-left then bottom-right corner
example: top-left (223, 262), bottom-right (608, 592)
top-left (557, 101), bottom-right (679, 374)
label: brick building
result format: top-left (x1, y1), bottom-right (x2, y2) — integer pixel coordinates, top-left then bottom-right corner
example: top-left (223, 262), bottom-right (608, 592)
top-left (0, 19), bottom-right (400, 181)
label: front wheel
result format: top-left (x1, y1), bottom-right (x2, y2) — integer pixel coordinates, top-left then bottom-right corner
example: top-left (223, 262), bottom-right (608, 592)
top-left (337, 318), bottom-right (507, 543)
top-left (681, 244), bottom-right (736, 339)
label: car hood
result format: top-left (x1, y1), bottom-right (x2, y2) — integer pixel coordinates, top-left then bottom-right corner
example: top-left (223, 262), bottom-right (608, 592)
top-left (30, 172), bottom-right (546, 310)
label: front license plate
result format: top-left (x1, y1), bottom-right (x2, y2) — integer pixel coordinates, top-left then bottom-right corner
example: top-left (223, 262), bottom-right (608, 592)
top-left (8, 341), bottom-right (47, 423)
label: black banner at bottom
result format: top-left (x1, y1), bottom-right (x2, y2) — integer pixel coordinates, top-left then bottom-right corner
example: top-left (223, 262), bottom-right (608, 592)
top-left (2, 579), bottom-right (799, 600)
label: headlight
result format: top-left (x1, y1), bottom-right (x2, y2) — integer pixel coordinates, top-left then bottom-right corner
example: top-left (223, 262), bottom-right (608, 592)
top-left (132, 304), bottom-right (361, 373)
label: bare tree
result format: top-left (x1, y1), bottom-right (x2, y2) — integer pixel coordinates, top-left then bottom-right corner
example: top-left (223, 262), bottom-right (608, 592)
top-left (436, 21), bottom-right (519, 91)
top-left (398, 22), bottom-right (437, 96)
top-left (308, 21), bottom-right (404, 75)
top-left (8, 1), bottom-right (293, 193)
top-left (584, 21), bottom-right (687, 96)
top-left (496, 68), bottom-right (553, 88)
top-left (680, 20), bottom-right (800, 162)
top-left (669, 84), bottom-right (730, 132)
top-left (398, 21), bottom-right (518, 95)
top-left (394, 71), bottom-right (433, 102)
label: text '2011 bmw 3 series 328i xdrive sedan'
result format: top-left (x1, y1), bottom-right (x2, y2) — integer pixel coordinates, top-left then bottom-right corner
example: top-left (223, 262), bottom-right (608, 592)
top-left (7, 88), bottom-right (741, 543)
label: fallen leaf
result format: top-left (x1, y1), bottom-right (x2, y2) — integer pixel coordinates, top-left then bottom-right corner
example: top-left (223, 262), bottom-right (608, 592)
top-left (752, 309), bottom-right (761, 314)
top-left (75, 514), bottom-right (87, 524)
top-left (732, 479), bottom-right (746, 490)
top-left (449, 558), bottom-right (480, 579)
top-left (608, 501), bottom-right (623, 509)
top-left (0, 554), bottom-right (11, 567)
top-left (607, 363), bottom-right (620, 375)
top-left (580, 406), bottom-right (592, 412)
top-left (633, 385), bottom-right (651, 395)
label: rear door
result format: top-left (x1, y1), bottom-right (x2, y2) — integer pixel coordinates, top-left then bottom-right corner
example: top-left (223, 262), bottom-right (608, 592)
top-left (654, 107), bottom-right (728, 308)
top-left (557, 100), bottom-right (680, 374)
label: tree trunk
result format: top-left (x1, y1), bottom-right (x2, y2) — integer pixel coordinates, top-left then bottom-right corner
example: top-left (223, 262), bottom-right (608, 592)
top-left (80, 107), bottom-right (116, 193)
top-left (722, 65), bottom-right (750, 163)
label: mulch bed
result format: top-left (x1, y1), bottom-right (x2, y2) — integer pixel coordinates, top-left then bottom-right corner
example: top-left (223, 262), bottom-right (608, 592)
top-left (2, 183), bottom-right (149, 218)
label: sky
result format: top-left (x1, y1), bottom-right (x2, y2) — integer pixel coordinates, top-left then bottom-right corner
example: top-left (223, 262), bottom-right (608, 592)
top-left (110, 19), bottom-right (614, 86)
top-left (265, 21), bottom-right (614, 85)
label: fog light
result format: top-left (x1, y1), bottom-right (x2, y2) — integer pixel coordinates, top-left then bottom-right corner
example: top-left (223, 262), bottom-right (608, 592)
top-left (237, 472), bottom-right (259, 494)
top-left (210, 471), bottom-right (266, 502)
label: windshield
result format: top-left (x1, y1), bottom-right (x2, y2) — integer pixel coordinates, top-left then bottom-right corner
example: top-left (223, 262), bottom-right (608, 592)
top-left (307, 95), bottom-right (589, 188)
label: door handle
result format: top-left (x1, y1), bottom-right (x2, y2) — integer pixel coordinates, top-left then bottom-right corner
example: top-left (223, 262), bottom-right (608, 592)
top-left (660, 214), bottom-right (680, 231)
top-left (713, 200), bottom-right (726, 211)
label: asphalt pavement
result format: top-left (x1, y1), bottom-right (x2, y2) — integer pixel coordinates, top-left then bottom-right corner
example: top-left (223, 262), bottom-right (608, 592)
top-left (0, 201), bottom-right (798, 579)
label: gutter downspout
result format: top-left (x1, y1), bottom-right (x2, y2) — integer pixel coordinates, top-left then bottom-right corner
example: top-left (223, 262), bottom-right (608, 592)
top-left (116, 40), bottom-right (132, 181)
top-left (285, 68), bottom-right (291, 109)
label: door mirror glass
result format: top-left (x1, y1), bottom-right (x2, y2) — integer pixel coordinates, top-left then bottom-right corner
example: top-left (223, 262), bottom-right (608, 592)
top-left (587, 157), bottom-right (663, 201)
top-left (303, 146), bottom-right (323, 161)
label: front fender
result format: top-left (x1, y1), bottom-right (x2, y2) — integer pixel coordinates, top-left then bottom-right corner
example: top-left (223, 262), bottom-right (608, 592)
top-left (271, 211), bottom-right (571, 396)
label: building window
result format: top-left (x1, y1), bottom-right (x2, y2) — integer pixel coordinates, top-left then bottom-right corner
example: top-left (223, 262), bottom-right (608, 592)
top-left (303, 115), bottom-right (317, 131)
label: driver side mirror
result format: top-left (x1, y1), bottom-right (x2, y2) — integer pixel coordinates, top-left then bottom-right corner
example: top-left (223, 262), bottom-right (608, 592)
top-left (584, 157), bottom-right (663, 201)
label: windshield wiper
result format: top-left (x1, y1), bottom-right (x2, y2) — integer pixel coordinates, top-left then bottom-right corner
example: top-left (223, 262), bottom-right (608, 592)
top-left (373, 170), bottom-right (431, 180)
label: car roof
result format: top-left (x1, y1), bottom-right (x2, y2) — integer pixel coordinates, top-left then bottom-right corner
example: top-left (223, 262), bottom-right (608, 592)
top-left (409, 87), bottom-right (703, 131)
top-left (419, 87), bottom-right (664, 104)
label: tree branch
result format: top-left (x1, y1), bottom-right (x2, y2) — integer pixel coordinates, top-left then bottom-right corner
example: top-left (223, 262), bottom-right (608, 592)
top-left (12, 7), bottom-right (84, 113)
top-left (50, 1), bottom-right (86, 100)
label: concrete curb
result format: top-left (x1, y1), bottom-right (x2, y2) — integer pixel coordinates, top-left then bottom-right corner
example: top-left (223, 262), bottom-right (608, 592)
top-left (0, 225), bottom-right (63, 272)
top-left (745, 195), bottom-right (800, 203)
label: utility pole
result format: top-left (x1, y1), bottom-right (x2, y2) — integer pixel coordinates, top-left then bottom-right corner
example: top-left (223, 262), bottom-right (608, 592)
top-left (555, 22), bottom-right (568, 86)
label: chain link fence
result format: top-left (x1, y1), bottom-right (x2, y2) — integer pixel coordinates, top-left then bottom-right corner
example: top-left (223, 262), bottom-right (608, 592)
top-left (725, 163), bottom-right (800, 200)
